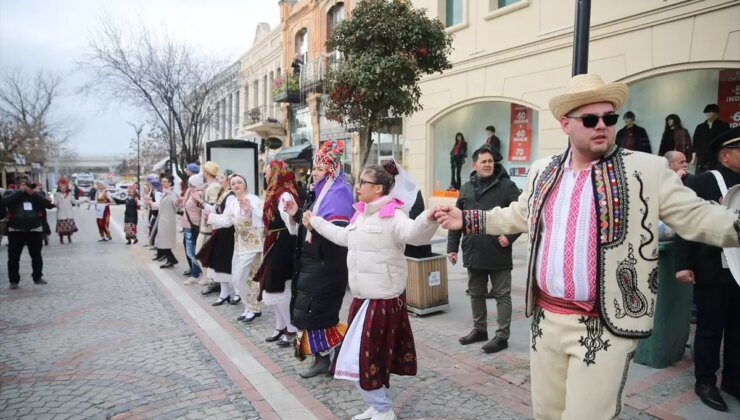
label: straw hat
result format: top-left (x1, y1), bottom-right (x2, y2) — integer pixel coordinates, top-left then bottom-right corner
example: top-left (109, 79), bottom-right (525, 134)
top-left (549, 74), bottom-right (629, 120)
top-left (203, 161), bottom-right (219, 177)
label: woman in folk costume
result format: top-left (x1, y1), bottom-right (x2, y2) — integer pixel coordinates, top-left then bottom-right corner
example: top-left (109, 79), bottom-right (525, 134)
top-left (283, 141), bottom-right (354, 378)
top-left (123, 184), bottom-right (140, 244)
top-left (258, 160), bottom-right (300, 348)
top-left (303, 163), bottom-right (439, 420)
top-left (203, 172), bottom-right (242, 306)
top-left (145, 174), bottom-right (178, 268)
top-left (53, 178), bottom-right (78, 244)
top-left (94, 181), bottom-right (114, 242)
top-left (205, 174), bottom-right (264, 321)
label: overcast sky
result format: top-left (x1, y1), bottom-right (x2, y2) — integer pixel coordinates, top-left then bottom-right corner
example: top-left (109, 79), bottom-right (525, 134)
top-left (0, 0), bottom-right (279, 157)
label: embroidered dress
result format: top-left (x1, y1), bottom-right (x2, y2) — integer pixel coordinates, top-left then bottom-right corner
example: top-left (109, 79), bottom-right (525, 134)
top-left (54, 190), bottom-right (78, 235)
top-left (95, 191), bottom-right (113, 238)
top-left (123, 197), bottom-right (139, 240)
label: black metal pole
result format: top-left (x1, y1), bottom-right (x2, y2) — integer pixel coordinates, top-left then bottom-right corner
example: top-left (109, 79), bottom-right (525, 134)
top-left (137, 133), bottom-right (141, 196)
top-left (572, 0), bottom-right (591, 76)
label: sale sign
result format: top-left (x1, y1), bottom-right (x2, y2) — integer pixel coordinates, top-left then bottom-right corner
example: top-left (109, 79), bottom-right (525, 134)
top-left (718, 69), bottom-right (740, 129)
top-left (508, 104), bottom-right (533, 162)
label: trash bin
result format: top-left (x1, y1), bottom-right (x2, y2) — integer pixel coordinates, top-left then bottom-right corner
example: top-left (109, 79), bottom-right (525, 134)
top-left (406, 253), bottom-right (449, 316)
top-left (634, 241), bottom-right (693, 368)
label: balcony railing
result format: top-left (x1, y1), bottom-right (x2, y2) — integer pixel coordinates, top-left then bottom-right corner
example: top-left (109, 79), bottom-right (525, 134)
top-left (272, 74), bottom-right (300, 103)
top-left (244, 105), bottom-right (281, 126)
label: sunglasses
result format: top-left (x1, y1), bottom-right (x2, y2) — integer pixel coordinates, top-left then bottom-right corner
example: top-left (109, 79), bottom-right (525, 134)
top-left (357, 178), bottom-right (379, 187)
top-left (568, 113), bottom-right (620, 128)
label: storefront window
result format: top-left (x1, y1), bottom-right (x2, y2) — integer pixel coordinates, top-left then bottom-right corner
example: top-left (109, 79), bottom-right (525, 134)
top-left (290, 105), bottom-right (312, 146)
top-left (619, 68), bottom-right (739, 154)
top-left (431, 101), bottom-right (538, 194)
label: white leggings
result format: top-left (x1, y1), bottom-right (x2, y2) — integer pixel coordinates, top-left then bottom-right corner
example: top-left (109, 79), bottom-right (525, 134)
top-left (356, 383), bottom-right (392, 413)
top-left (263, 282), bottom-right (297, 333)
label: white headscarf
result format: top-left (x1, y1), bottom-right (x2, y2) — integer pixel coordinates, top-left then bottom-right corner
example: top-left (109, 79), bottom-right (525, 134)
top-left (387, 160), bottom-right (420, 215)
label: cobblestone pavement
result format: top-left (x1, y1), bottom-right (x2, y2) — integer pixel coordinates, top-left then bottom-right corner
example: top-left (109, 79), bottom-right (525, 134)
top-left (0, 207), bottom-right (258, 420)
top-left (2, 205), bottom-right (738, 419)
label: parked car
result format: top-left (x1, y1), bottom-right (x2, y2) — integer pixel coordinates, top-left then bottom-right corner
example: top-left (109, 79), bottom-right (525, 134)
top-left (113, 182), bottom-right (132, 204)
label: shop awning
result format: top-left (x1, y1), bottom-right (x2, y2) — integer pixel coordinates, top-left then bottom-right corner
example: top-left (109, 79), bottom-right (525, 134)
top-left (274, 143), bottom-right (313, 165)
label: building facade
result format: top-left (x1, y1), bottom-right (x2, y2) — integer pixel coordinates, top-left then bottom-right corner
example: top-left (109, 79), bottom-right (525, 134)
top-left (405, 0), bottom-right (740, 204)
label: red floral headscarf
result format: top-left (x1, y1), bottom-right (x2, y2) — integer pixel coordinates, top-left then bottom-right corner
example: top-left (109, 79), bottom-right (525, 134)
top-left (263, 160), bottom-right (299, 227)
top-left (313, 140), bottom-right (344, 180)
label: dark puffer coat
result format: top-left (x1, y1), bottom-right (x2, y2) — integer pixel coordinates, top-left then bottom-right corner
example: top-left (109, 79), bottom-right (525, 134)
top-left (290, 207), bottom-right (349, 331)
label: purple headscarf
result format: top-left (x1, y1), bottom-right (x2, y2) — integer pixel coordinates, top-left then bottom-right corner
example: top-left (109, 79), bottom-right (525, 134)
top-left (313, 171), bottom-right (354, 223)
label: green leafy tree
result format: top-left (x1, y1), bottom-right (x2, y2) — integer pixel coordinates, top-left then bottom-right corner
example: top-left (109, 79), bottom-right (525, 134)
top-left (325, 0), bottom-right (453, 168)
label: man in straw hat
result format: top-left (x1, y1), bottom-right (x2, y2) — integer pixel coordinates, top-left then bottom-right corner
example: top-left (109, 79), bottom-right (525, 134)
top-left (674, 126), bottom-right (740, 412)
top-left (435, 74), bottom-right (740, 418)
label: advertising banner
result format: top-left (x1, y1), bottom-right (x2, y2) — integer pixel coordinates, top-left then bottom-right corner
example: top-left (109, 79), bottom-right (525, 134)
top-left (507, 104), bottom-right (533, 162)
top-left (718, 69), bottom-right (740, 129)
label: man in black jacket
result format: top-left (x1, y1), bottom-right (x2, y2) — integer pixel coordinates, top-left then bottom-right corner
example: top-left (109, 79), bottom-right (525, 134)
top-left (693, 104), bottom-right (731, 173)
top-left (2, 175), bottom-right (54, 289)
top-left (448, 146), bottom-right (521, 353)
top-left (675, 127), bottom-right (740, 412)
top-left (615, 111), bottom-right (651, 153)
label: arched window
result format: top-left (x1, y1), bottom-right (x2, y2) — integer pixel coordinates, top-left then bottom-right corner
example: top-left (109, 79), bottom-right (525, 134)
top-left (327, 3), bottom-right (344, 39)
top-left (295, 29), bottom-right (308, 64)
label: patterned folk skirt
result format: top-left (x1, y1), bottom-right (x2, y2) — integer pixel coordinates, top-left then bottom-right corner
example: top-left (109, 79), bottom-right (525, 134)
top-left (295, 323), bottom-right (347, 361)
top-left (55, 218), bottom-right (78, 235)
top-left (124, 223), bottom-right (138, 239)
top-left (339, 294), bottom-right (417, 390)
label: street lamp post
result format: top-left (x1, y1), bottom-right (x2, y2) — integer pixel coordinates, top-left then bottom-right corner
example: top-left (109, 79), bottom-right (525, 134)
top-left (127, 122), bottom-right (144, 195)
top-left (572, 0), bottom-right (591, 76)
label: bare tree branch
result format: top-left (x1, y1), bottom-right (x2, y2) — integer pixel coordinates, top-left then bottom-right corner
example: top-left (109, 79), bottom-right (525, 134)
top-left (79, 16), bottom-right (225, 182)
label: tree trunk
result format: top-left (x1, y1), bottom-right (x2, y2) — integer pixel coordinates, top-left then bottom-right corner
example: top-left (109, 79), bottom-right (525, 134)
top-left (360, 125), bottom-right (374, 170)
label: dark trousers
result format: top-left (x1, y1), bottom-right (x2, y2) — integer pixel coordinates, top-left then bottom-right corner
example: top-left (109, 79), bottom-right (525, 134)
top-left (467, 268), bottom-right (512, 339)
top-left (450, 156), bottom-right (463, 189)
top-left (694, 281), bottom-right (740, 386)
top-left (7, 231), bottom-right (44, 284)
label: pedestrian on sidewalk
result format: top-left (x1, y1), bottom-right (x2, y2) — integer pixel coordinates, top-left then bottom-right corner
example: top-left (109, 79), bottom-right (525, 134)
top-left (194, 161), bottom-right (223, 294)
top-left (144, 175), bottom-right (162, 255)
top-left (448, 145), bottom-right (521, 354)
top-left (674, 127), bottom-right (740, 412)
top-left (93, 181), bottom-right (113, 242)
top-left (202, 173), bottom-right (240, 306)
top-left (179, 175), bottom-right (204, 281)
top-left (205, 173), bottom-right (264, 321)
top-left (304, 162), bottom-right (439, 420)
top-left (145, 174), bottom-right (178, 268)
top-left (53, 178), bottom-right (78, 244)
top-left (3, 175), bottom-right (54, 289)
top-left (434, 74), bottom-right (740, 419)
top-left (123, 184), bottom-right (139, 245)
top-left (283, 141), bottom-right (354, 378)
top-left (256, 161), bottom-right (299, 348)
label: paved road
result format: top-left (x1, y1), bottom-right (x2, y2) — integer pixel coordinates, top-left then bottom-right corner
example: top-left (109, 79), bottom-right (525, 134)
top-left (1, 205), bottom-right (738, 419)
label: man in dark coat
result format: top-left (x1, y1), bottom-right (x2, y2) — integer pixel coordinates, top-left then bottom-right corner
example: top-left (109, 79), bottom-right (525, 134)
top-left (448, 145), bottom-right (521, 353)
top-left (485, 125), bottom-right (501, 155)
top-left (615, 111), bottom-right (651, 153)
top-left (2, 175), bottom-right (54, 289)
top-left (675, 127), bottom-right (740, 412)
top-left (692, 104), bottom-right (731, 173)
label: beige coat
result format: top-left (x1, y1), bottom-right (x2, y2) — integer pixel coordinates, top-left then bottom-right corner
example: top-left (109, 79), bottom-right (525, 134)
top-left (54, 191), bottom-right (77, 220)
top-left (152, 189), bottom-right (178, 250)
top-left (480, 146), bottom-right (739, 338)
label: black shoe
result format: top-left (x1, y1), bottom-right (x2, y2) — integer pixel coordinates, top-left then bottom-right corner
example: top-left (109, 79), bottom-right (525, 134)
top-left (200, 284), bottom-right (220, 296)
top-left (212, 296), bottom-right (230, 306)
top-left (125, 240), bottom-right (131, 245)
top-left (9, 283), bottom-right (19, 290)
top-left (160, 262), bottom-right (175, 269)
top-left (276, 332), bottom-right (297, 348)
top-left (720, 381), bottom-right (740, 402)
top-left (182, 270), bottom-right (192, 277)
top-left (34, 279), bottom-right (48, 285)
top-left (98, 238), bottom-right (107, 242)
top-left (459, 330), bottom-right (488, 345)
top-left (236, 314), bottom-right (247, 321)
top-left (241, 312), bottom-right (261, 323)
top-left (695, 383), bottom-right (728, 412)
top-left (153, 256), bottom-right (165, 261)
top-left (229, 296), bottom-right (241, 305)
top-left (482, 337), bottom-right (508, 354)
top-left (265, 328), bottom-right (286, 342)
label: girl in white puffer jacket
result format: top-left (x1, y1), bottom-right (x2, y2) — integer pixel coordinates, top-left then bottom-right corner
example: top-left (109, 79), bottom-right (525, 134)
top-left (303, 163), bottom-right (439, 420)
